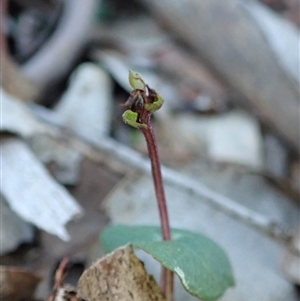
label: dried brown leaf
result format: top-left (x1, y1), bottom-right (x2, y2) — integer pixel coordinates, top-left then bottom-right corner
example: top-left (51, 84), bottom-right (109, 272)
top-left (77, 245), bottom-right (165, 301)
top-left (0, 266), bottom-right (41, 301)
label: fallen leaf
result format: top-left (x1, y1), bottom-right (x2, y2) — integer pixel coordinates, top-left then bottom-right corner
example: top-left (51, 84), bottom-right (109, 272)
top-left (1, 136), bottom-right (82, 241)
top-left (77, 245), bottom-right (165, 301)
top-left (0, 266), bottom-right (41, 301)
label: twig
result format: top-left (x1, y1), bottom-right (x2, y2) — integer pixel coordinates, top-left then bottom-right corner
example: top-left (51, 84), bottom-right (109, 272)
top-left (54, 258), bottom-right (70, 290)
top-left (48, 257), bottom-right (69, 301)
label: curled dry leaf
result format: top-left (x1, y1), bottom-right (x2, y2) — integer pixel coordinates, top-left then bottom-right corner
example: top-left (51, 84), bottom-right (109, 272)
top-left (77, 245), bottom-right (166, 301)
top-left (0, 266), bottom-right (41, 301)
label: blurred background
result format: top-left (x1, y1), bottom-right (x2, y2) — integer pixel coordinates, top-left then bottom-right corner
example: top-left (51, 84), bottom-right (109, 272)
top-left (1, 0), bottom-right (299, 300)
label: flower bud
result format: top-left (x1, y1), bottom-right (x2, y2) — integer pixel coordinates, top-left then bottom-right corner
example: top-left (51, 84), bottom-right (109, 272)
top-left (129, 70), bottom-right (146, 90)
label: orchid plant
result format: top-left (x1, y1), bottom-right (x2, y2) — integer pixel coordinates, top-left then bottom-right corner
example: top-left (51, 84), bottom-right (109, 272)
top-left (101, 71), bottom-right (234, 301)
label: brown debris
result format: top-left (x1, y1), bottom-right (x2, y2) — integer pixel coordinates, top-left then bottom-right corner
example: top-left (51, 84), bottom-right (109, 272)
top-left (47, 258), bottom-right (83, 301)
top-left (77, 245), bottom-right (166, 301)
top-left (0, 266), bottom-right (41, 301)
top-left (47, 285), bottom-right (82, 301)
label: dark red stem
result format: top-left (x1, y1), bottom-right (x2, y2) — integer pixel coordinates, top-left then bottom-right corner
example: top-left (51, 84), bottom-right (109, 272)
top-left (140, 115), bottom-right (170, 240)
top-left (140, 114), bottom-right (173, 301)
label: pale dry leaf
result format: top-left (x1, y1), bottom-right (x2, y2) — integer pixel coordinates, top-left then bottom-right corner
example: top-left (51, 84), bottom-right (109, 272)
top-left (77, 245), bottom-right (166, 301)
top-left (1, 137), bottom-right (82, 240)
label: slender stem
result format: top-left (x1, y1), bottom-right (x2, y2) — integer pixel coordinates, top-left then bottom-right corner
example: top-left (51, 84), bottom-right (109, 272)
top-left (141, 118), bottom-right (170, 240)
top-left (162, 267), bottom-right (174, 301)
top-left (140, 114), bottom-right (174, 301)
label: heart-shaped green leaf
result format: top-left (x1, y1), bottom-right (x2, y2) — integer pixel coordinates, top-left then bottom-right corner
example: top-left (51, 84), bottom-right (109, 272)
top-left (101, 225), bottom-right (234, 301)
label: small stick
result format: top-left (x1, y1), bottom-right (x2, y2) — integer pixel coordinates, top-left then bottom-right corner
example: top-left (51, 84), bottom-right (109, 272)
top-left (48, 257), bottom-right (70, 301)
